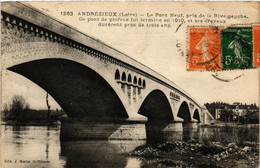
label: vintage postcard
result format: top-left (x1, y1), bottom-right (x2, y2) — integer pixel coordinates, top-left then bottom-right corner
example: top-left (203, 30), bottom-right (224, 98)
top-left (0, 1), bottom-right (259, 168)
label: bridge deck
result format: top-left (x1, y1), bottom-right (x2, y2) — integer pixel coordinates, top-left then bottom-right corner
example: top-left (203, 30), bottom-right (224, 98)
top-left (1, 2), bottom-right (201, 108)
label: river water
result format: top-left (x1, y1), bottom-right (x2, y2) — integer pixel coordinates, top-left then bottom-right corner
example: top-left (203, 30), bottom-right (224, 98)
top-left (1, 124), bottom-right (147, 168)
top-left (0, 124), bottom-right (258, 168)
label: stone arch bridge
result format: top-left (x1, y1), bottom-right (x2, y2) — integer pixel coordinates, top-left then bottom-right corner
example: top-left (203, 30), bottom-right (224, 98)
top-left (1, 2), bottom-right (208, 141)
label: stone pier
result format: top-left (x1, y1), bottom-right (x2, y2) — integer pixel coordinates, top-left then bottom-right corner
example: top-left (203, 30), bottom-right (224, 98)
top-left (185, 120), bottom-right (199, 129)
top-left (60, 119), bottom-right (146, 140)
top-left (162, 121), bottom-right (184, 142)
top-left (60, 118), bottom-right (201, 142)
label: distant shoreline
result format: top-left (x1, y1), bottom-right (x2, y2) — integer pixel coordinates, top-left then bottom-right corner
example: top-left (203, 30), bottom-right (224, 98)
top-left (1, 120), bottom-right (60, 126)
top-left (201, 121), bottom-right (259, 128)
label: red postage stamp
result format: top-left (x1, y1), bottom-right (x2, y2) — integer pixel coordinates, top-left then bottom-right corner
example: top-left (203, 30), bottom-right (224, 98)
top-left (188, 27), bottom-right (223, 71)
top-left (253, 24), bottom-right (260, 67)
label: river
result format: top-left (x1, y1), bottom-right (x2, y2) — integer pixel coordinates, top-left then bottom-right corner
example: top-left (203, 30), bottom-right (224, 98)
top-left (1, 124), bottom-right (147, 168)
top-left (0, 124), bottom-right (258, 168)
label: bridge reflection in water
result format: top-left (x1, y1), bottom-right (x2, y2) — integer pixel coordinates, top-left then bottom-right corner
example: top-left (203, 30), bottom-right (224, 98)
top-left (60, 140), bottom-right (145, 168)
top-left (1, 124), bottom-right (206, 168)
top-left (60, 128), bottom-right (201, 168)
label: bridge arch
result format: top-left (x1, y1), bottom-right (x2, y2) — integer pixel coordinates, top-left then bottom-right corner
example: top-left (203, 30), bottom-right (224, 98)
top-left (193, 109), bottom-right (200, 122)
top-left (138, 78), bottom-right (142, 86)
top-left (138, 89), bottom-right (173, 143)
top-left (115, 69), bottom-right (120, 80)
top-left (143, 80), bottom-right (146, 88)
top-left (177, 101), bottom-right (191, 127)
top-left (8, 58), bottom-right (128, 122)
top-left (127, 74), bottom-right (132, 83)
top-left (122, 72), bottom-right (126, 81)
top-left (133, 76), bottom-right (137, 84)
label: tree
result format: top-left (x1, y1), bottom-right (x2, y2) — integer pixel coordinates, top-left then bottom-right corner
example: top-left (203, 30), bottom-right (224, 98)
top-left (10, 95), bottom-right (30, 120)
top-left (46, 93), bottom-right (51, 120)
top-left (219, 109), bottom-right (233, 121)
top-left (3, 103), bottom-right (9, 119)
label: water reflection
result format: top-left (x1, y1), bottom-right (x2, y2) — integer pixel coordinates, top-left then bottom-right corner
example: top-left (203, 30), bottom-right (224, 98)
top-left (162, 125), bottom-right (259, 144)
top-left (1, 125), bottom-right (64, 168)
top-left (1, 124), bottom-right (258, 168)
top-left (60, 140), bottom-right (145, 168)
top-left (1, 125), bottom-right (145, 168)
top-left (183, 127), bottom-right (199, 142)
top-left (162, 127), bottom-right (200, 143)
top-left (125, 158), bottom-right (142, 168)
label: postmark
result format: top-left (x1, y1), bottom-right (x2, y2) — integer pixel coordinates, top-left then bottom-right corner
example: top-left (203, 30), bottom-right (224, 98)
top-left (212, 73), bottom-right (242, 82)
top-left (253, 24), bottom-right (260, 67)
top-left (221, 26), bottom-right (253, 70)
top-left (188, 27), bottom-right (223, 71)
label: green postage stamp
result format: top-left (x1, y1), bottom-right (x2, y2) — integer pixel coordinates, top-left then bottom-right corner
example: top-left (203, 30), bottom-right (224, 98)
top-left (221, 27), bottom-right (253, 70)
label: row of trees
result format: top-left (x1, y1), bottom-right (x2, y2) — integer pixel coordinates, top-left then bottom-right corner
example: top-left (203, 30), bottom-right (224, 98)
top-left (2, 94), bottom-right (64, 122)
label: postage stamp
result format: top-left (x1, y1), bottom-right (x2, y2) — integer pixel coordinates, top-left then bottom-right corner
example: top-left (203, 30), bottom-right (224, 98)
top-left (188, 27), bottom-right (223, 71)
top-left (253, 24), bottom-right (260, 67)
top-left (221, 27), bottom-right (253, 70)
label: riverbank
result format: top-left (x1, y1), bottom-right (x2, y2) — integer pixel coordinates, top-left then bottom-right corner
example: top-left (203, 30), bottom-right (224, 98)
top-left (130, 140), bottom-right (259, 168)
top-left (130, 123), bottom-right (259, 168)
top-left (202, 121), bottom-right (259, 128)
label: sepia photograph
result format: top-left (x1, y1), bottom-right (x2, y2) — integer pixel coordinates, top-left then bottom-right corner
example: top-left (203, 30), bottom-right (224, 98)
top-left (0, 1), bottom-right (259, 168)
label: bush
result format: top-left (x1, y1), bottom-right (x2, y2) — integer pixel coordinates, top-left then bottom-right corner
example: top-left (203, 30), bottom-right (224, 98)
top-left (4, 95), bottom-right (30, 120)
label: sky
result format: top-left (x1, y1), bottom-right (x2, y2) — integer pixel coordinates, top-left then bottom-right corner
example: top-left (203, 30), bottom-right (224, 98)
top-left (1, 1), bottom-right (260, 110)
